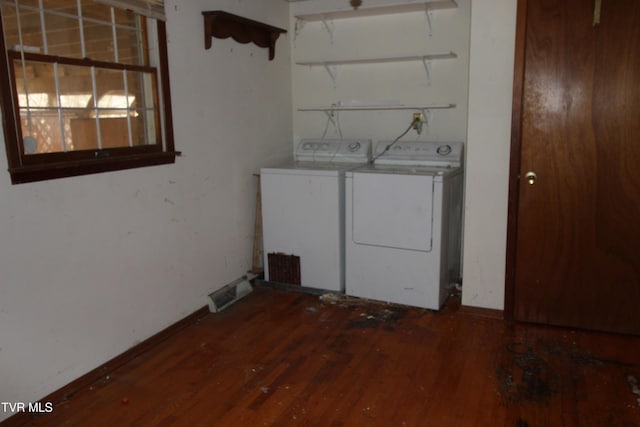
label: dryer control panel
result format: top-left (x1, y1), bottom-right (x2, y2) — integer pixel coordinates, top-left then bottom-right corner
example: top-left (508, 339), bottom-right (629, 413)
top-left (373, 141), bottom-right (464, 167)
top-left (296, 139), bottom-right (372, 163)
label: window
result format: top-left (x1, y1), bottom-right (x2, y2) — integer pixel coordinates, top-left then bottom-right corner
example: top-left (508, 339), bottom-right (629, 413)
top-left (0, 0), bottom-right (175, 184)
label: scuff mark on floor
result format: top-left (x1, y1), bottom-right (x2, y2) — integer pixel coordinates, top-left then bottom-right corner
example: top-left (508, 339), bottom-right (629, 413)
top-left (497, 339), bottom-right (639, 409)
top-left (347, 307), bottom-right (407, 331)
top-left (318, 293), bottom-right (408, 331)
top-left (497, 342), bottom-right (558, 403)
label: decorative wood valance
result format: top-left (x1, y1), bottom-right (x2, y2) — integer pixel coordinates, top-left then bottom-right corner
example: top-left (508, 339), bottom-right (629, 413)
top-left (202, 11), bottom-right (287, 61)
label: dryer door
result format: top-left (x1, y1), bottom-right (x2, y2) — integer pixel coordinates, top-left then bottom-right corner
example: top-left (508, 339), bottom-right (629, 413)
top-left (352, 172), bottom-right (433, 251)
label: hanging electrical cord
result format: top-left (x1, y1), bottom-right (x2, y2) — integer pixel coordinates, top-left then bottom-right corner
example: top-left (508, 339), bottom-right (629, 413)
top-left (370, 116), bottom-right (421, 164)
top-left (320, 111), bottom-right (332, 141)
top-left (320, 105), bottom-right (343, 141)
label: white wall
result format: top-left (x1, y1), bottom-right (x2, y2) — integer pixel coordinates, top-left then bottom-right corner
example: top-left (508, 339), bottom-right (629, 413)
top-left (0, 0), bottom-right (291, 421)
top-left (461, 0), bottom-right (517, 310)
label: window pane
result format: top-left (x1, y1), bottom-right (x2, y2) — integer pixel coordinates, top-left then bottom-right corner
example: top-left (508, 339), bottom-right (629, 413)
top-left (99, 117), bottom-right (132, 148)
top-left (95, 67), bottom-right (125, 104)
top-left (63, 108), bottom-right (91, 151)
top-left (60, 94), bottom-right (91, 108)
top-left (57, 63), bottom-right (93, 105)
top-left (126, 70), bottom-right (149, 109)
top-left (97, 93), bottom-right (133, 110)
top-left (69, 116), bottom-right (130, 150)
top-left (14, 60), bottom-right (56, 107)
top-left (99, 94), bottom-right (128, 108)
top-left (93, 69), bottom-right (135, 147)
top-left (19, 108), bottom-right (64, 154)
top-left (114, 7), bottom-right (137, 28)
top-left (2, 5), bottom-right (43, 53)
top-left (81, 2), bottom-right (112, 22)
top-left (131, 109), bottom-right (156, 146)
top-left (117, 26), bottom-right (145, 65)
top-left (83, 21), bottom-right (116, 62)
top-left (116, 11), bottom-right (146, 65)
top-left (18, 92), bottom-right (49, 108)
top-left (45, 11), bottom-right (81, 57)
top-left (127, 70), bottom-right (157, 145)
top-left (81, 6), bottom-right (145, 65)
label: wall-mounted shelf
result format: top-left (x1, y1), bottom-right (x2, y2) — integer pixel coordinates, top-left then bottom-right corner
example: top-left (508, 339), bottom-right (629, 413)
top-left (293, 1), bottom-right (457, 22)
top-left (296, 51), bottom-right (456, 86)
top-left (293, 0), bottom-right (457, 39)
top-left (296, 52), bottom-right (456, 66)
top-left (202, 11), bottom-right (287, 60)
top-left (297, 103), bottom-right (456, 137)
top-left (298, 103), bottom-right (456, 112)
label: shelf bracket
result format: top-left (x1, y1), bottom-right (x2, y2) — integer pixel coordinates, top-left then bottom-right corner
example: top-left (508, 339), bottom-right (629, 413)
top-left (323, 64), bottom-right (338, 88)
top-left (422, 57), bottom-right (433, 86)
top-left (425, 8), bottom-right (433, 38)
top-left (421, 108), bottom-right (432, 129)
top-left (294, 17), bottom-right (306, 38)
top-left (321, 17), bottom-right (336, 44)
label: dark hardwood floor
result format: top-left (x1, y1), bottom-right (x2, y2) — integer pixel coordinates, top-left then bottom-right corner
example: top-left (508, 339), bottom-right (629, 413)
top-left (7, 285), bottom-right (640, 426)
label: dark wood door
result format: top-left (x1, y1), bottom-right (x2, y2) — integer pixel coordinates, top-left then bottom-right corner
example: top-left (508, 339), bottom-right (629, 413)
top-left (512, 0), bottom-right (640, 334)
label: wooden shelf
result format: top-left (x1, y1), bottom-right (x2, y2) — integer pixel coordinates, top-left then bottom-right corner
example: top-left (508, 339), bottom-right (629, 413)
top-left (202, 11), bottom-right (287, 60)
top-left (293, 0), bottom-right (457, 22)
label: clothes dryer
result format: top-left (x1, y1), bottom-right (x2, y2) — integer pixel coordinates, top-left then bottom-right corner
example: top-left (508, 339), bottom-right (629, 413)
top-left (345, 141), bottom-right (463, 309)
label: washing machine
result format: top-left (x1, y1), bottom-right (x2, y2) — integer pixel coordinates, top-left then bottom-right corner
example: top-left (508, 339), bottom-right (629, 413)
top-left (261, 139), bottom-right (371, 292)
top-left (345, 141), bottom-right (464, 310)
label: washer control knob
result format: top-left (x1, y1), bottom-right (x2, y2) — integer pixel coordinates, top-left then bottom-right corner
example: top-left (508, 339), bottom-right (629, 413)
top-left (437, 144), bottom-right (452, 156)
top-left (348, 142), bottom-right (361, 151)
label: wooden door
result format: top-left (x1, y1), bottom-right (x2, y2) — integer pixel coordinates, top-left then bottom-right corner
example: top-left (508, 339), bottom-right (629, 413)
top-left (510, 0), bottom-right (640, 334)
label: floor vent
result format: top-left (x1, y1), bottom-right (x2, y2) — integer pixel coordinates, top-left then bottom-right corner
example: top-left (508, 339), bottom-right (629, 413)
top-left (208, 276), bottom-right (254, 313)
top-left (267, 252), bottom-right (301, 285)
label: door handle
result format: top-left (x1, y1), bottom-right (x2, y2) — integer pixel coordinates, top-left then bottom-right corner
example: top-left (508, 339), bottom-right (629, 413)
top-left (524, 171), bottom-right (537, 185)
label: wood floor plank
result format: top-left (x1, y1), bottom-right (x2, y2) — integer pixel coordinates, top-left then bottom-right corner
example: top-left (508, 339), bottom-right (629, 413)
top-left (5, 285), bottom-right (640, 427)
